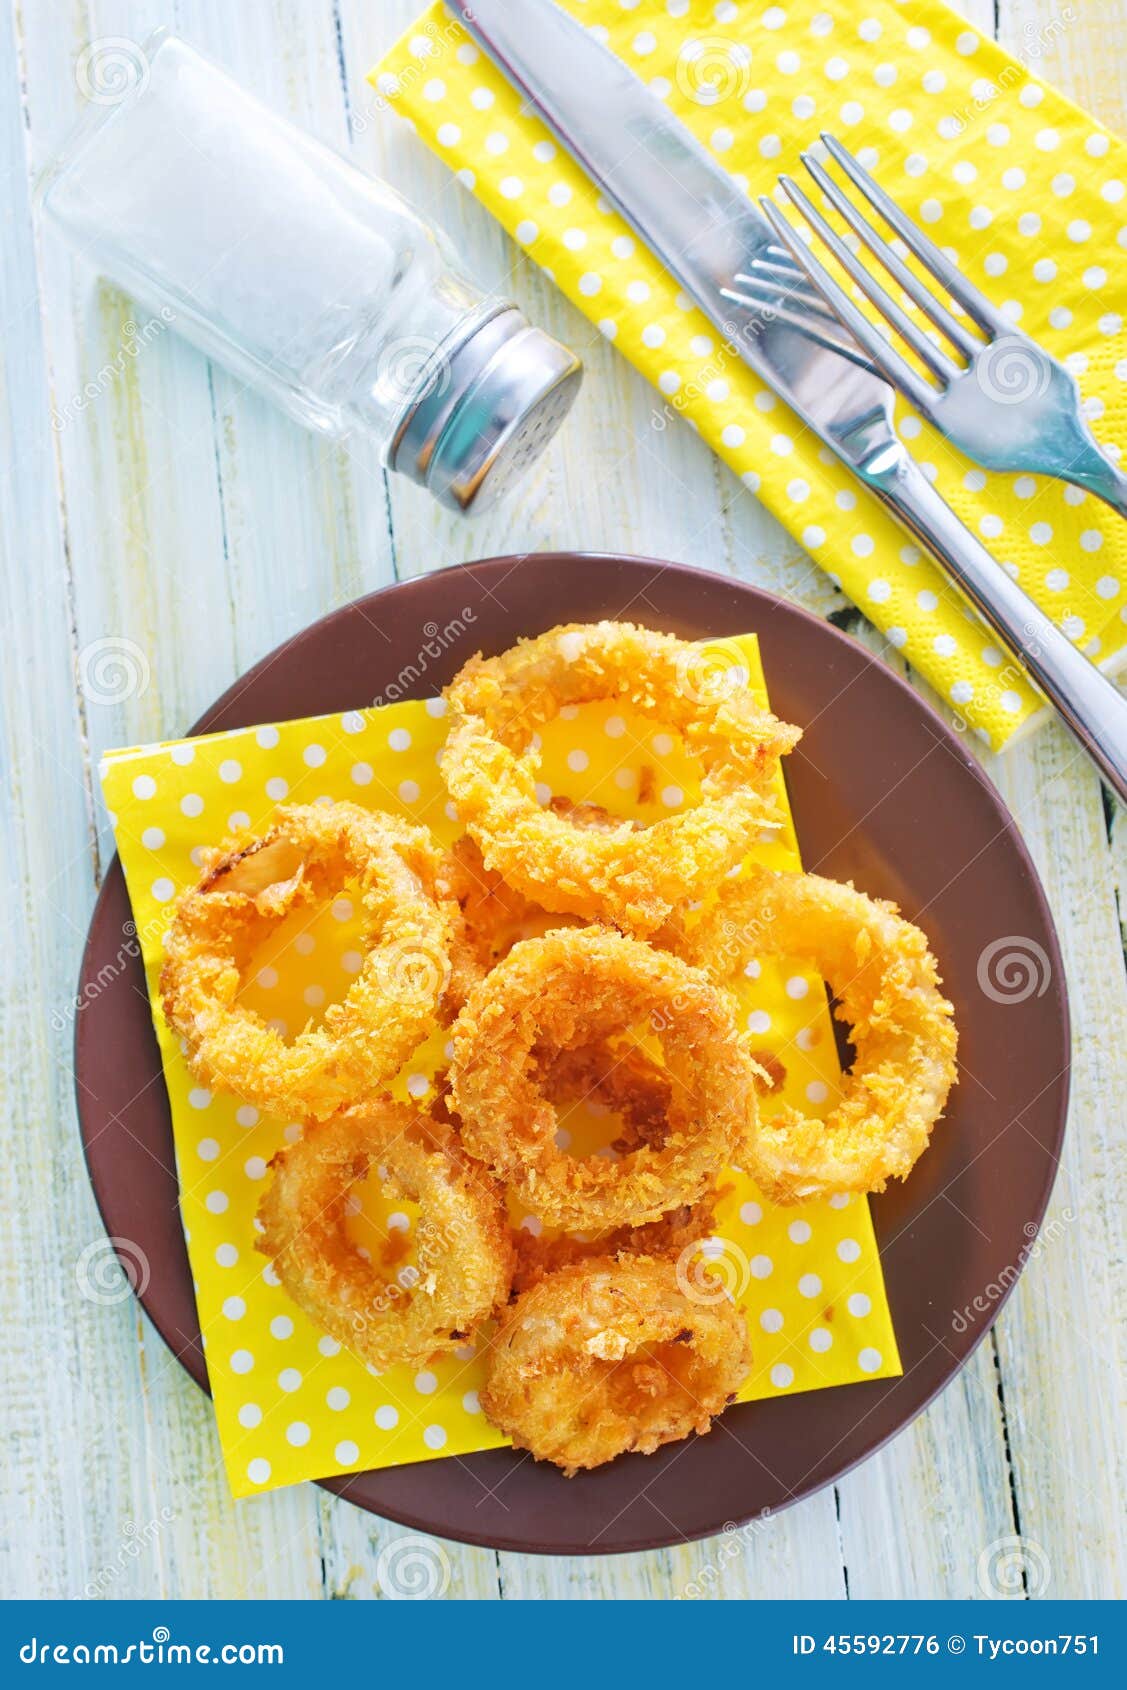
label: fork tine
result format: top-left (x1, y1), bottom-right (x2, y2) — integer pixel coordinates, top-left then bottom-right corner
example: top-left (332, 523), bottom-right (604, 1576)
top-left (801, 152), bottom-right (975, 366)
top-left (790, 163), bottom-right (959, 383)
top-left (757, 247), bottom-right (854, 322)
top-left (759, 193), bottom-right (935, 412)
top-left (819, 134), bottom-right (1015, 341)
top-left (736, 259), bottom-right (847, 322)
top-left (719, 277), bottom-right (880, 373)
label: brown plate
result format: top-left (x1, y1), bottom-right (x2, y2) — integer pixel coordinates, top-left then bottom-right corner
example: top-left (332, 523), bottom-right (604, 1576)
top-left (76, 552), bottom-right (1069, 1555)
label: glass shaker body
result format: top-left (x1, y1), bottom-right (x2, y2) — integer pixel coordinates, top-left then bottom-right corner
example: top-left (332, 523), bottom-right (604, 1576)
top-left (40, 31), bottom-right (581, 510)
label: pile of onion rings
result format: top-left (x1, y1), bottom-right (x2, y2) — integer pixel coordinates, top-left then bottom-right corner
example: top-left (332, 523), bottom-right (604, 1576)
top-left (158, 618), bottom-right (958, 1475)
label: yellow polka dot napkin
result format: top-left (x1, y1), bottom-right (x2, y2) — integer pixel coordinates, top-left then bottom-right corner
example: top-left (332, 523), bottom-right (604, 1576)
top-left (372, 0), bottom-right (1127, 747)
top-left (100, 633), bottom-right (899, 1501)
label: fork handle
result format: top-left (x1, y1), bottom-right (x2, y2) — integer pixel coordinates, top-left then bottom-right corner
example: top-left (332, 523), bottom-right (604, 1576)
top-left (873, 455), bottom-right (1127, 803)
top-left (1065, 451), bottom-right (1127, 521)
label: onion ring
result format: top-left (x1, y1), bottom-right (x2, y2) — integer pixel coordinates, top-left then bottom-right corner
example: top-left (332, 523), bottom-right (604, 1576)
top-left (449, 926), bottom-right (758, 1230)
top-left (511, 1200), bottom-right (720, 1296)
top-left (161, 802), bottom-right (464, 1120)
top-left (438, 834), bottom-right (549, 971)
top-left (441, 621), bottom-right (801, 933)
top-left (257, 1099), bottom-right (512, 1370)
top-left (481, 1254), bottom-right (752, 1474)
top-left (511, 1041), bottom-right (720, 1292)
top-left (440, 803), bottom-right (628, 970)
top-left (539, 1038), bottom-right (673, 1155)
top-left (683, 866), bottom-right (958, 1201)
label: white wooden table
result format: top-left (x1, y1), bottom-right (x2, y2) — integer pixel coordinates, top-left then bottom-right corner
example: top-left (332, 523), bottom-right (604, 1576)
top-left (4, 0), bottom-right (1125, 1602)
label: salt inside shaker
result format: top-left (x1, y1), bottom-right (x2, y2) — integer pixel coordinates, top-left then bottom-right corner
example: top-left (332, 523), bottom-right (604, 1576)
top-left (39, 29), bottom-right (582, 513)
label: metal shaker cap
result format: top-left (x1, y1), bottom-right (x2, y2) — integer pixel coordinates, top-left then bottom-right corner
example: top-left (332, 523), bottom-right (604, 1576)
top-left (389, 305), bottom-right (582, 513)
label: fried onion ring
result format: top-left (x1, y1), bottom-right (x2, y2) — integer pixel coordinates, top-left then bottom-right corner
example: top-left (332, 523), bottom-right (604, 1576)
top-left (511, 1199), bottom-right (720, 1296)
top-left (511, 1041), bottom-right (720, 1292)
top-left (161, 802), bottom-right (463, 1120)
top-left (440, 803), bottom-right (629, 970)
top-left (438, 834), bottom-right (550, 971)
top-left (683, 866), bottom-right (958, 1201)
top-left (539, 1038), bottom-right (673, 1154)
top-left (449, 926), bottom-right (758, 1230)
top-left (442, 621), bottom-right (801, 933)
top-left (481, 1254), bottom-right (751, 1474)
top-left (257, 1099), bottom-right (512, 1370)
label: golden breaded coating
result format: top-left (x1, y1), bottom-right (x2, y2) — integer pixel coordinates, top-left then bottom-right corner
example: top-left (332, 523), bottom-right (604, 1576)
top-left (684, 866), bottom-right (958, 1201)
top-left (257, 1099), bottom-right (512, 1371)
top-left (510, 1040), bottom-right (721, 1293)
top-left (482, 1254), bottom-right (752, 1474)
top-left (442, 621), bottom-right (800, 934)
top-left (449, 926), bottom-right (759, 1230)
top-left (161, 802), bottom-right (466, 1120)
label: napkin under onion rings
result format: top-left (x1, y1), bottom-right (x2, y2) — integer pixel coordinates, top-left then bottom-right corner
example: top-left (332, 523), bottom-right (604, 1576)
top-left (684, 866), bottom-right (958, 1202)
top-left (442, 621), bottom-right (801, 934)
top-left (449, 926), bottom-right (758, 1230)
top-left (256, 1100), bottom-right (512, 1371)
top-left (482, 1254), bottom-right (752, 1474)
top-left (161, 802), bottom-right (464, 1120)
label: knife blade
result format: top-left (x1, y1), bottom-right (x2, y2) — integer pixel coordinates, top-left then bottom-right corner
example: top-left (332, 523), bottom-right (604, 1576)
top-left (444, 0), bottom-right (896, 468)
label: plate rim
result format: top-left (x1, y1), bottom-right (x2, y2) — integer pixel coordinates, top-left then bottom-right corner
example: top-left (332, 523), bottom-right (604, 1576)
top-left (75, 550), bottom-right (1070, 1556)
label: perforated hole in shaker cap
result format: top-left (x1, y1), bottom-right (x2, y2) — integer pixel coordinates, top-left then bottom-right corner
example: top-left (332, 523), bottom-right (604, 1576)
top-left (471, 377), bottom-right (580, 513)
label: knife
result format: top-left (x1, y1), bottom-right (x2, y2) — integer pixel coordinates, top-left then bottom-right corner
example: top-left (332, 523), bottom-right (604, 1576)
top-left (445, 0), bottom-right (1127, 800)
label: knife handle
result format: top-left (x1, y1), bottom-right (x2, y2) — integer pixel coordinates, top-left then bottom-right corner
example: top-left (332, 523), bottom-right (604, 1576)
top-left (873, 454), bottom-right (1127, 803)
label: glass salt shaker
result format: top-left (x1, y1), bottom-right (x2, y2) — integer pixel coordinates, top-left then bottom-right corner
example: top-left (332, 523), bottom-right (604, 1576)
top-left (38, 29), bottom-right (582, 513)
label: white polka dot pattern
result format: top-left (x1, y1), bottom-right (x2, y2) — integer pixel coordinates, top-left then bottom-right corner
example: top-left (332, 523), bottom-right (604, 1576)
top-left (100, 633), bottom-right (899, 1498)
top-left (374, 0), bottom-right (1127, 748)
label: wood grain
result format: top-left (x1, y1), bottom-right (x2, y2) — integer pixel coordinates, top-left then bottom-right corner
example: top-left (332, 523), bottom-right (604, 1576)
top-left (2, 0), bottom-right (1123, 1601)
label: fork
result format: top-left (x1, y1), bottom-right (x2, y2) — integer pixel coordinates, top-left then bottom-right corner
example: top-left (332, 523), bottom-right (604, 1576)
top-left (749, 133), bottom-right (1127, 517)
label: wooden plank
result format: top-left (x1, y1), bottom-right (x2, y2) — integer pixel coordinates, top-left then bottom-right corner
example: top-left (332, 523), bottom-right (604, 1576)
top-left (0, 0), bottom-right (116, 1599)
top-left (12, 0), bottom-right (339, 1599)
top-left (981, 0), bottom-right (1127, 1603)
top-left (987, 734), bottom-right (1127, 1600)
